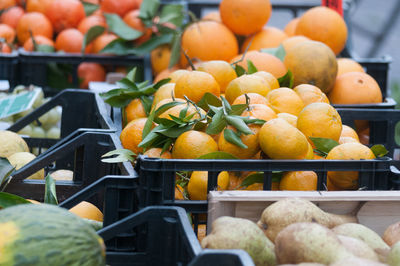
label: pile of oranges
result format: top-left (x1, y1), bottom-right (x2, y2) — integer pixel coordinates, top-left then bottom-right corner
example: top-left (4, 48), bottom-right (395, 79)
top-left (0, 0), bottom-right (144, 88)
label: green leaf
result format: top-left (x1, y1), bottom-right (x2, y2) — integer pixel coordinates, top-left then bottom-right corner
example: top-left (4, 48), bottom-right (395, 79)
top-left (140, 0), bottom-right (160, 20)
top-left (44, 174), bottom-right (58, 205)
top-left (226, 115), bottom-right (253, 135)
top-left (206, 109), bottom-right (227, 135)
top-left (234, 64), bottom-right (246, 77)
top-left (261, 44), bottom-right (286, 61)
top-left (224, 128), bottom-right (247, 149)
top-left (126, 67), bottom-right (137, 82)
top-left (101, 149), bottom-right (136, 163)
top-left (371, 144), bottom-right (389, 158)
top-left (240, 172), bottom-right (283, 188)
top-left (36, 44), bottom-right (55, 53)
top-left (0, 158), bottom-right (15, 188)
top-left (197, 92), bottom-right (222, 111)
top-left (310, 137), bottom-right (339, 156)
top-left (221, 96), bottom-right (232, 114)
top-left (247, 60), bottom-right (258, 74)
top-left (159, 4), bottom-right (184, 27)
top-left (140, 96), bottom-right (153, 116)
top-left (197, 152), bottom-right (239, 160)
top-left (241, 117), bottom-right (266, 125)
top-left (82, 25), bottom-right (105, 54)
top-left (0, 192), bottom-right (32, 209)
top-left (82, 1), bottom-right (99, 16)
top-left (230, 104), bottom-right (248, 116)
top-left (278, 70), bottom-right (294, 88)
top-left (169, 33), bottom-right (181, 68)
top-left (104, 13), bottom-right (143, 41)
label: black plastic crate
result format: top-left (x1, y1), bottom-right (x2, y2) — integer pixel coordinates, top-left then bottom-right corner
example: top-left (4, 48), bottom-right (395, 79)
top-left (0, 51), bottom-right (19, 88)
top-left (4, 131), bottom-right (135, 202)
top-left (97, 205), bottom-right (253, 266)
top-left (17, 48), bottom-right (152, 95)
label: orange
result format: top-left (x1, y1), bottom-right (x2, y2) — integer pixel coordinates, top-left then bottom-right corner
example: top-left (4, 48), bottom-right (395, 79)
top-left (26, 0), bottom-right (54, 14)
top-left (277, 113), bottom-right (297, 128)
top-left (0, 43), bottom-right (11, 53)
top-left (0, 6), bottom-right (24, 29)
top-left (252, 71), bottom-right (279, 90)
top-left (124, 98), bottom-right (147, 123)
top-left (153, 67), bottom-right (179, 83)
top-left (197, 60), bottom-right (237, 93)
top-left (241, 27), bottom-right (288, 53)
top-left (338, 136), bottom-right (359, 144)
top-left (358, 127), bottom-right (370, 145)
top-left (152, 98), bottom-right (185, 113)
top-left (281, 35), bottom-right (310, 52)
top-left (46, 0), bottom-right (85, 33)
top-left (232, 93), bottom-right (268, 106)
top-left (172, 130), bottom-right (218, 159)
top-left (327, 176), bottom-right (341, 191)
top-left (151, 44), bottom-right (172, 76)
top-left (151, 83), bottom-right (175, 109)
top-left (16, 12), bottom-right (53, 45)
top-left (55, 28), bottom-right (84, 53)
top-left (27, 199), bottom-right (40, 204)
top-left (329, 72), bottom-right (382, 104)
top-left (188, 171), bottom-right (230, 200)
top-left (297, 102), bottom-right (342, 143)
top-left (266, 87), bottom-right (305, 116)
top-left (279, 171), bottom-right (317, 191)
top-left (259, 118), bottom-right (310, 159)
top-left (218, 125), bottom-right (261, 159)
top-left (0, 24), bottom-right (16, 44)
top-left (340, 125), bottom-right (359, 142)
top-left (77, 62), bottom-right (106, 89)
top-left (0, 0), bottom-right (16, 10)
top-left (219, 0), bottom-right (271, 35)
top-left (91, 33), bottom-right (118, 54)
top-left (337, 58), bottom-right (365, 76)
top-left (293, 84), bottom-right (330, 106)
top-left (230, 51), bottom-right (287, 78)
top-left (174, 70), bottom-right (220, 103)
top-left (123, 10), bottom-right (152, 45)
top-left (143, 148), bottom-right (172, 159)
top-left (100, 0), bottom-right (139, 18)
top-left (180, 20), bottom-right (238, 64)
top-left (241, 104), bottom-right (277, 121)
top-left (225, 74), bottom-right (271, 104)
top-left (284, 17), bottom-right (299, 36)
top-left (168, 69), bottom-right (190, 83)
top-left (77, 15), bottom-right (107, 35)
top-left (295, 6), bottom-right (348, 55)
top-left (69, 201), bottom-right (103, 222)
top-left (202, 11), bottom-right (221, 22)
top-left (120, 118), bottom-right (151, 155)
top-left (326, 142), bottom-right (375, 189)
top-left (284, 40), bottom-right (338, 93)
top-left (23, 35), bottom-right (54, 52)
top-left (175, 184), bottom-right (185, 200)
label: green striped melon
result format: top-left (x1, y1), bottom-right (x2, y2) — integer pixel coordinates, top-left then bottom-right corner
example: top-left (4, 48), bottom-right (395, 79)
top-left (0, 204), bottom-right (106, 266)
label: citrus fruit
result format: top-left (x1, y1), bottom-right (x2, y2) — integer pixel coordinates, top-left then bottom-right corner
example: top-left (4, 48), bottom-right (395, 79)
top-left (50, 169), bottom-right (73, 181)
top-left (219, 0), bottom-right (272, 35)
top-left (297, 102), bottom-right (342, 143)
top-left (16, 12), bottom-right (53, 45)
top-left (46, 0), bottom-right (85, 33)
top-left (0, 24), bottom-right (16, 44)
top-left (241, 26), bottom-right (288, 52)
top-left (0, 6), bottom-right (24, 29)
top-left (233, 93), bottom-right (268, 106)
top-left (23, 35), bottom-right (54, 52)
top-left (326, 142), bottom-right (375, 189)
top-left (338, 136), bottom-right (359, 144)
top-left (168, 69), bottom-right (190, 83)
top-left (26, 0), bottom-right (54, 14)
top-left (340, 125), bottom-right (360, 142)
top-left (55, 28), bottom-right (84, 53)
top-left (218, 125), bottom-right (261, 159)
top-left (337, 58), bottom-right (365, 76)
top-left (252, 71), bottom-right (280, 90)
top-left (7, 152), bottom-right (44, 180)
top-left (100, 0), bottom-right (139, 18)
top-left (197, 60), bottom-right (237, 93)
top-left (174, 70), bottom-right (220, 103)
top-left (151, 83), bottom-right (175, 109)
top-left (172, 130), bottom-right (218, 159)
top-left (120, 118), bottom-right (151, 155)
top-left (241, 104), bottom-right (277, 121)
top-left (152, 98), bottom-right (185, 113)
top-left (230, 51), bottom-right (287, 78)
top-left (0, 42), bottom-right (11, 53)
top-left (279, 171), bottom-right (318, 191)
top-left (143, 148), bottom-right (172, 159)
top-left (328, 72), bottom-right (382, 104)
top-left (77, 15), bottom-right (107, 34)
top-left (0, 130), bottom-right (29, 157)
top-left (259, 118), bottom-right (310, 159)
top-left (77, 62), bottom-right (106, 89)
top-left (188, 171), bottom-right (229, 200)
top-left (69, 201), bottom-right (103, 222)
top-left (283, 17), bottom-right (300, 36)
top-left (293, 84), bottom-right (330, 106)
top-left (123, 10), bottom-right (152, 45)
top-left (202, 11), bottom-right (221, 22)
top-left (150, 44), bottom-right (172, 75)
top-left (225, 74), bottom-right (271, 104)
top-left (175, 184), bottom-right (185, 200)
top-left (266, 87), bottom-right (305, 116)
top-left (277, 112), bottom-right (297, 127)
top-left (281, 35), bottom-right (310, 52)
top-left (124, 98), bottom-right (147, 123)
top-left (295, 6), bottom-right (348, 55)
top-left (0, 0), bottom-right (16, 10)
top-left (180, 20), bottom-right (238, 63)
top-left (91, 33), bottom-right (118, 54)
top-left (284, 40), bottom-right (338, 93)
top-left (153, 67), bottom-right (179, 83)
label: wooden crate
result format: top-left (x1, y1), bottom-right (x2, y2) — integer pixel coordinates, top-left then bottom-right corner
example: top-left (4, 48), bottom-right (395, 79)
top-left (207, 191), bottom-right (400, 236)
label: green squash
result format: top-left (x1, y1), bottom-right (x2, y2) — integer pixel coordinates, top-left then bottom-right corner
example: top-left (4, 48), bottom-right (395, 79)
top-left (0, 204), bottom-right (106, 266)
